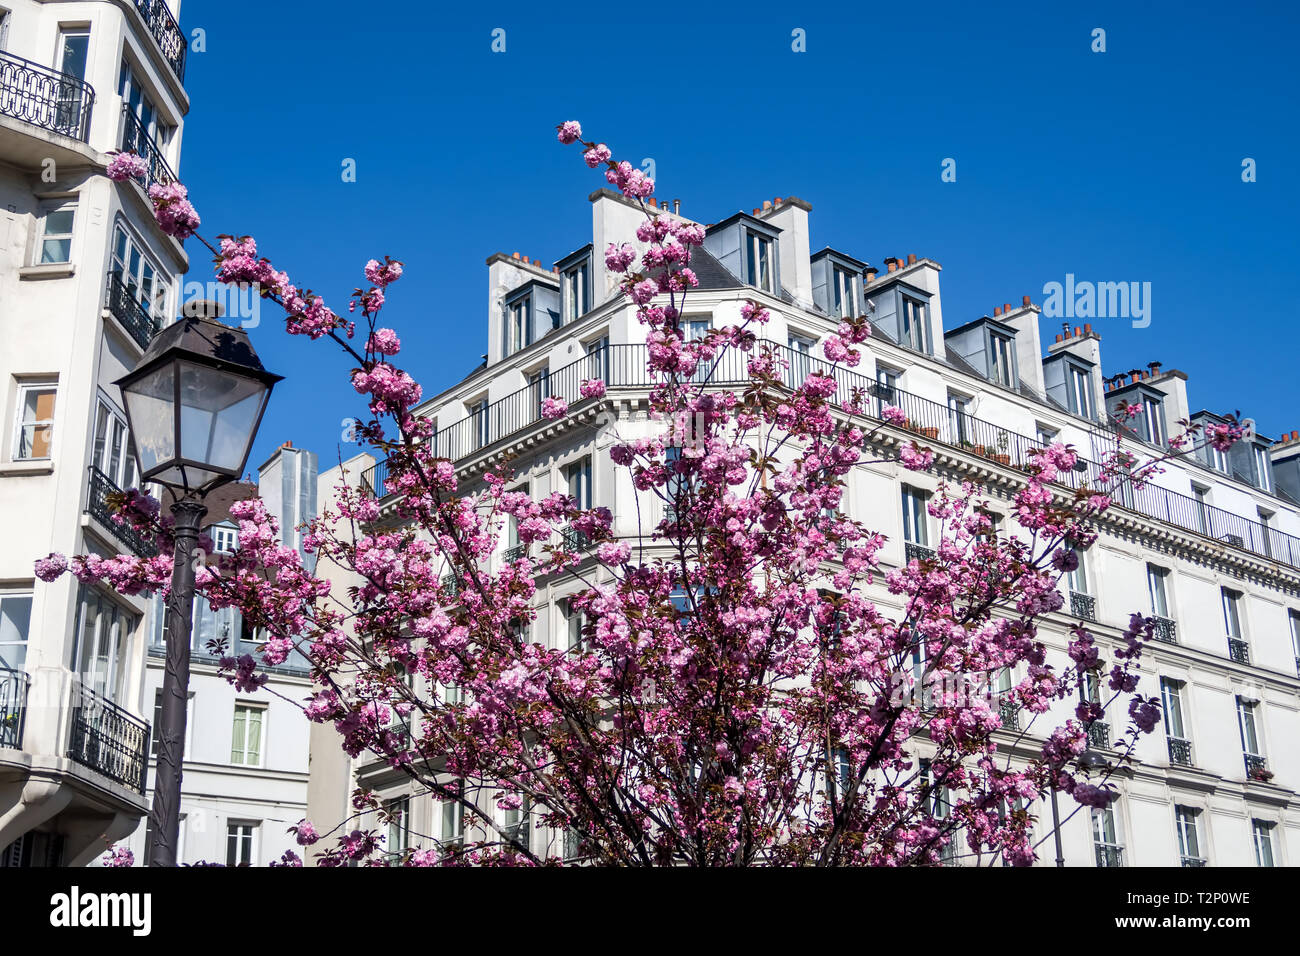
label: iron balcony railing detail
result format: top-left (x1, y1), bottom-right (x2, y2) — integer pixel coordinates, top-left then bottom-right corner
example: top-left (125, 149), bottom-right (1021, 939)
top-left (0, 49), bottom-right (94, 141)
top-left (998, 699), bottom-right (1020, 731)
top-left (904, 542), bottom-right (937, 564)
top-left (67, 685), bottom-right (150, 793)
top-left (1094, 844), bottom-right (1124, 867)
top-left (1181, 856), bottom-right (1207, 867)
top-left (1244, 753), bottom-right (1270, 781)
top-left (104, 272), bottom-right (159, 349)
top-left (1086, 721), bottom-right (1111, 750)
top-left (86, 467), bottom-right (158, 557)
top-left (359, 339), bottom-right (1300, 570)
top-left (1151, 616), bottom-right (1178, 644)
top-left (1167, 735), bottom-right (1193, 767)
top-left (120, 106), bottom-right (178, 192)
top-left (1227, 638), bottom-right (1250, 665)
top-left (1, 668), bottom-right (31, 750)
top-left (502, 544), bottom-right (528, 563)
top-left (133, 0), bottom-right (187, 82)
top-left (1070, 590), bottom-right (1097, 622)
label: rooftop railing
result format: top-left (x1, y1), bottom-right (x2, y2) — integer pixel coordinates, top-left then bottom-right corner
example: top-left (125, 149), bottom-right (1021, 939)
top-left (360, 340), bottom-right (1300, 571)
top-left (0, 49), bottom-right (94, 141)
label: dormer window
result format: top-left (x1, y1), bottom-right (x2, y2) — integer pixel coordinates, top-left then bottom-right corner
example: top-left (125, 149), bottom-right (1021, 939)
top-left (989, 331), bottom-right (1015, 388)
top-left (746, 231), bottom-right (774, 293)
top-left (901, 295), bottom-right (929, 353)
top-left (1254, 446), bottom-right (1272, 493)
top-left (506, 297), bottom-right (531, 355)
top-left (556, 248), bottom-right (592, 324)
top-left (1142, 399), bottom-right (1165, 445)
top-left (1069, 364), bottom-right (1093, 418)
top-left (832, 267), bottom-right (857, 319)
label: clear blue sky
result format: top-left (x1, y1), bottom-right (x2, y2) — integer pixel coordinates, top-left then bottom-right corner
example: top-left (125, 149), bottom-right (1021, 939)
top-left (176, 0), bottom-right (1300, 473)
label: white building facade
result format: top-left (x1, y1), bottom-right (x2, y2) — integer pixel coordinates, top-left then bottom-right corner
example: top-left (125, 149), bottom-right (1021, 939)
top-left (310, 189), bottom-right (1300, 867)
top-left (0, 0), bottom-right (190, 866)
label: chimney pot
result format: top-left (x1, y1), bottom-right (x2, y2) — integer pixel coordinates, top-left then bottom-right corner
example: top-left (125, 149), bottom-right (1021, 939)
top-left (1023, 294), bottom-right (1032, 307)
top-left (1131, 373), bottom-right (1140, 384)
top-left (1083, 323), bottom-right (1093, 335)
top-left (993, 307), bottom-right (1002, 316)
top-left (774, 196), bottom-right (784, 205)
top-left (907, 253), bottom-right (917, 265)
top-left (1055, 334), bottom-right (1063, 343)
top-left (752, 207), bottom-right (761, 215)
top-left (762, 200), bottom-right (772, 210)
top-left (648, 197), bottom-right (657, 208)
top-left (1292, 430), bottom-right (1299, 441)
top-left (673, 199), bottom-right (680, 214)
top-left (1073, 326), bottom-right (1082, 338)
top-left (1003, 303), bottom-right (1012, 314)
top-left (282, 440), bottom-right (292, 448)
top-left (512, 252), bottom-right (520, 259)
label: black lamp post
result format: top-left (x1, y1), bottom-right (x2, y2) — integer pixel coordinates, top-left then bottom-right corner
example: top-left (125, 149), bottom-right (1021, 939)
top-left (115, 311), bottom-right (281, 867)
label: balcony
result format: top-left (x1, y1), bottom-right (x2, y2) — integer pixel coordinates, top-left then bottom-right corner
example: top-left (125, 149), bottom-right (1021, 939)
top-left (132, 0), bottom-right (187, 82)
top-left (1, 668), bottom-right (31, 750)
top-left (1166, 735), bottom-right (1193, 767)
top-left (905, 542), bottom-right (936, 564)
top-left (0, 50), bottom-right (94, 141)
top-left (561, 526), bottom-right (591, 552)
top-left (1180, 856), bottom-right (1207, 867)
top-left (1069, 590), bottom-right (1097, 622)
top-left (998, 698), bottom-right (1020, 731)
top-left (85, 467), bottom-right (158, 557)
top-left (502, 543), bottom-right (528, 564)
top-left (1094, 843), bottom-right (1124, 867)
top-left (1151, 616), bottom-right (1177, 644)
top-left (119, 106), bottom-right (178, 192)
top-left (1086, 721), bottom-right (1111, 750)
top-left (440, 574), bottom-right (460, 597)
top-left (104, 272), bottom-right (159, 350)
top-left (361, 457), bottom-right (390, 499)
top-left (1244, 753), bottom-right (1272, 783)
top-left (1227, 638), bottom-right (1250, 665)
top-left (67, 686), bottom-right (150, 793)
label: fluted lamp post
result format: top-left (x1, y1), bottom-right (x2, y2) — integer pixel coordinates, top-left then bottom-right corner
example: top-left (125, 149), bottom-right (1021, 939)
top-left (115, 309), bottom-right (281, 866)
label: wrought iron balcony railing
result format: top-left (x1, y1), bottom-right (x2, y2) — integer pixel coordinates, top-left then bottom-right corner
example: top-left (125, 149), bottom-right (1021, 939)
top-left (85, 467), bottom-right (158, 557)
top-left (1244, 753), bottom-right (1270, 782)
top-left (133, 0), bottom-right (187, 82)
top-left (440, 574), bottom-right (460, 597)
top-left (1151, 616), bottom-right (1177, 644)
top-left (1087, 721), bottom-right (1111, 750)
top-left (561, 526), bottom-right (590, 552)
top-left (1167, 735), bottom-right (1193, 767)
top-left (502, 543), bottom-right (528, 563)
top-left (1094, 843), bottom-right (1124, 867)
top-left (358, 339), bottom-right (1300, 570)
top-left (998, 698), bottom-right (1020, 731)
top-left (67, 685), bottom-right (150, 793)
top-left (1180, 856), bottom-right (1207, 867)
top-left (104, 272), bottom-right (159, 350)
top-left (0, 49), bottom-right (95, 141)
top-left (1227, 637), bottom-right (1250, 665)
top-left (119, 106), bottom-right (178, 192)
top-left (1070, 590), bottom-right (1097, 622)
top-left (0, 667), bottom-right (31, 750)
top-left (904, 541), bottom-right (936, 564)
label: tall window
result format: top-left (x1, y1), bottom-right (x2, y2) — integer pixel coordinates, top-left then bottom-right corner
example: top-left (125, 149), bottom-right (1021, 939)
top-left (506, 297), bottom-right (531, 355)
top-left (746, 231), bottom-right (773, 292)
top-left (832, 267), bottom-right (857, 318)
top-left (55, 28), bottom-right (90, 130)
top-left (528, 368), bottom-right (550, 417)
top-left (501, 795), bottom-right (530, 846)
top-left (566, 456), bottom-right (592, 510)
top-left (385, 797), bottom-right (409, 857)
top-left (119, 61), bottom-right (172, 150)
top-left (1142, 400), bottom-right (1165, 445)
top-left (0, 592), bottom-right (33, 673)
top-left (562, 597), bottom-right (586, 650)
top-left (585, 335), bottom-right (610, 381)
top-left (989, 332), bottom-right (1015, 387)
top-left (1147, 564), bottom-right (1170, 618)
top-left (1065, 549), bottom-right (1088, 595)
top-left (73, 589), bottom-right (135, 703)
top-left (901, 296), bottom-right (929, 353)
top-left (564, 260), bottom-right (588, 323)
top-left (226, 822), bottom-right (257, 866)
top-left (1252, 820), bottom-right (1275, 867)
top-left (1290, 610), bottom-right (1300, 670)
top-left (91, 399), bottom-right (138, 489)
top-left (468, 399), bottom-right (488, 449)
top-left (1236, 697), bottom-right (1261, 757)
top-left (110, 222), bottom-right (171, 322)
top-left (1253, 446), bottom-right (1272, 492)
top-left (875, 366), bottom-right (899, 404)
top-left (1160, 678), bottom-right (1187, 740)
top-left (440, 795), bottom-right (464, 848)
top-left (230, 703), bottom-right (265, 766)
top-left (788, 333), bottom-right (815, 388)
top-left (1192, 485), bottom-right (1211, 534)
top-left (1069, 365), bottom-right (1093, 418)
top-left (1221, 588), bottom-right (1244, 639)
top-left (1092, 806), bottom-right (1122, 865)
top-left (901, 486), bottom-right (930, 547)
top-left (13, 384), bottom-right (56, 460)
top-left (947, 393), bottom-right (972, 444)
top-left (1175, 806), bottom-right (1202, 863)
top-left (151, 689), bottom-right (194, 755)
top-left (37, 203), bottom-right (76, 264)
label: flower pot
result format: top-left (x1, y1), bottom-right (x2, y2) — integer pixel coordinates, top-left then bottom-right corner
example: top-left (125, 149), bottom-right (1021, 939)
top-left (920, 426), bottom-right (940, 440)
top-left (993, 453), bottom-right (1011, 466)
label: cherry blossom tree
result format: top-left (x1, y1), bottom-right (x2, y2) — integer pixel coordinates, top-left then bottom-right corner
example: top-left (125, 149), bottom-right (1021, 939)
top-left (49, 132), bottom-right (1245, 867)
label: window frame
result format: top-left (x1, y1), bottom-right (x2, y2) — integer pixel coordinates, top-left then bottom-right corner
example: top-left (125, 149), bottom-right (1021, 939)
top-left (0, 590), bottom-right (34, 674)
top-left (90, 396), bottom-right (138, 488)
top-left (1252, 820), bottom-right (1275, 867)
top-left (900, 294), bottom-right (930, 354)
top-left (36, 201), bottom-right (77, 265)
top-left (13, 382), bottom-right (57, 461)
top-left (745, 230), bottom-right (774, 293)
top-left (1236, 696), bottom-right (1261, 757)
top-left (72, 587), bottom-right (136, 704)
top-left (230, 701), bottom-right (266, 767)
top-left (988, 330), bottom-right (1016, 388)
top-left (225, 821), bottom-right (258, 867)
top-left (110, 219), bottom-right (171, 321)
top-left (901, 485), bottom-right (930, 547)
top-left (1147, 564), bottom-right (1170, 618)
top-left (1160, 677), bottom-right (1187, 740)
top-left (1175, 805), bottom-right (1201, 861)
top-left (1221, 587), bottom-right (1244, 640)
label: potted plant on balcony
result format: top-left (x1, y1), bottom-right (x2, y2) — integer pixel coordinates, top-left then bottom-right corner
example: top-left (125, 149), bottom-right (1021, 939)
top-left (918, 424), bottom-right (940, 440)
top-left (1248, 765), bottom-right (1274, 783)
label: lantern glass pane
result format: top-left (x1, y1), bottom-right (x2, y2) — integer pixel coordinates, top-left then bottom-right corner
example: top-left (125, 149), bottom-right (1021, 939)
top-left (121, 361), bottom-right (176, 476)
top-left (177, 360), bottom-right (268, 474)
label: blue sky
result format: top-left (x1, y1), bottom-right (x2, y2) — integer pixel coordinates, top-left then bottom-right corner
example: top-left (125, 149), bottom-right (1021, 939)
top-left (177, 0), bottom-right (1300, 473)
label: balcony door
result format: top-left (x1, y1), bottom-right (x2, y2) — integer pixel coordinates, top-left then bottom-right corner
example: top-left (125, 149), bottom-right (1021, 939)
top-left (73, 589), bottom-right (135, 703)
top-left (91, 399), bottom-right (138, 491)
top-left (54, 29), bottom-right (89, 134)
top-left (110, 222), bottom-right (170, 324)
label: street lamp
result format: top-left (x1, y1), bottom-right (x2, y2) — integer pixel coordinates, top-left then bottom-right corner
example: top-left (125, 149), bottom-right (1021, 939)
top-left (1048, 748), bottom-right (1136, 867)
top-left (115, 310), bottom-right (281, 866)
